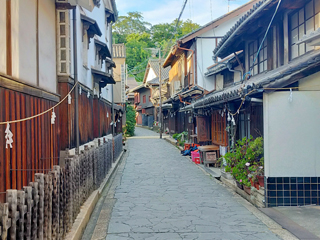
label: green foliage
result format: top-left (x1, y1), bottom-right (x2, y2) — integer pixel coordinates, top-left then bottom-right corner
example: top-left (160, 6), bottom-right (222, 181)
top-left (113, 12), bottom-right (200, 82)
top-left (222, 136), bottom-right (264, 186)
top-left (125, 33), bottom-right (154, 81)
top-left (124, 105), bottom-right (136, 137)
top-left (172, 133), bottom-right (179, 139)
top-left (113, 12), bottom-right (151, 44)
top-left (224, 165), bottom-right (232, 172)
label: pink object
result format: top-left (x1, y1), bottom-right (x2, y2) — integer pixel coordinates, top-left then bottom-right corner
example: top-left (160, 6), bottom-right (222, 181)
top-left (191, 151), bottom-right (200, 162)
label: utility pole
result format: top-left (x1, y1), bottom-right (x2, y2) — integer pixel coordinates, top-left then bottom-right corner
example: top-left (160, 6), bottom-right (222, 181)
top-left (159, 49), bottom-right (162, 139)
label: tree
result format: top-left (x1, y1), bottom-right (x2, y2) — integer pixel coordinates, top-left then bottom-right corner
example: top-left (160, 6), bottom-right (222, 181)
top-left (113, 12), bottom-right (151, 43)
top-left (125, 104), bottom-right (136, 136)
top-left (151, 23), bottom-right (175, 44)
top-left (125, 33), bottom-right (154, 82)
top-left (151, 19), bottom-right (201, 56)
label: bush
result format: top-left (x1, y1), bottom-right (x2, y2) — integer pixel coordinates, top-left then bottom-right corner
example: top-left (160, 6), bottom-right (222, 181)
top-left (222, 136), bottom-right (264, 186)
top-left (124, 105), bottom-right (136, 137)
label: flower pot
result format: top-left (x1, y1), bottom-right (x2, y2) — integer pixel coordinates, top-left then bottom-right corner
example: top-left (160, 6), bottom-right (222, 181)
top-left (220, 169), bottom-right (233, 180)
top-left (254, 182), bottom-right (260, 190)
top-left (257, 176), bottom-right (264, 187)
top-left (243, 185), bottom-right (251, 195)
top-left (236, 181), bottom-right (244, 190)
top-left (250, 178), bottom-right (254, 186)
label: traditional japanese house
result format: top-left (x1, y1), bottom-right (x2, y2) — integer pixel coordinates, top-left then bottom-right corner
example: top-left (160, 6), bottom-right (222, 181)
top-left (131, 84), bottom-right (153, 127)
top-left (0, 0), bottom-right (120, 202)
top-left (142, 59), bottom-right (170, 128)
top-left (187, 0), bottom-right (320, 207)
top-left (162, 0), bottom-right (262, 140)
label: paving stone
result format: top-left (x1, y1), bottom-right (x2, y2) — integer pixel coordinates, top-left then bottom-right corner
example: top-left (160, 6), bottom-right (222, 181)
top-left (94, 128), bottom-right (281, 240)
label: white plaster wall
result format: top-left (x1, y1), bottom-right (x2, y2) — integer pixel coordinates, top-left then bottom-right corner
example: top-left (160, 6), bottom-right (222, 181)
top-left (196, 11), bottom-right (248, 91)
top-left (38, 0), bottom-right (57, 93)
top-left (196, 37), bottom-right (216, 91)
top-left (299, 71), bottom-right (320, 91)
top-left (146, 68), bottom-right (157, 83)
top-left (0, 1), bottom-right (6, 74)
top-left (233, 65), bottom-right (242, 83)
top-left (215, 73), bottom-right (224, 91)
top-left (11, 0), bottom-right (37, 86)
top-left (264, 89), bottom-right (320, 177)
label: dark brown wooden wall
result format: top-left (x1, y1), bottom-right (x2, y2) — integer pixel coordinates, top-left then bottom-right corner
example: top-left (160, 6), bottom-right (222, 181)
top-left (0, 86), bottom-right (60, 203)
top-left (93, 98), bottom-right (112, 138)
top-left (59, 82), bottom-right (113, 150)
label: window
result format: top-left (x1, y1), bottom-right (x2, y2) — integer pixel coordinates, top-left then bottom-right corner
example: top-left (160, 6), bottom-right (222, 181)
top-left (57, 10), bottom-right (71, 74)
top-left (248, 37), bottom-right (267, 75)
top-left (143, 95), bottom-right (146, 103)
top-left (289, 0), bottom-right (320, 60)
top-left (238, 112), bottom-right (250, 140)
top-left (148, 95), bottom-right (151, 102)
top-left (223, 70), bottom-right (234, 87)
top-left (211, 111), bottom-right (227, 146)
top-left (82, 25), bottom-right (88, 67)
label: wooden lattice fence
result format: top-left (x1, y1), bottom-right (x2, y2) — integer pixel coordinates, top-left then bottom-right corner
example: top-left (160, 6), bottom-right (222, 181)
top-left (0, 135), bottom-right (121, 240)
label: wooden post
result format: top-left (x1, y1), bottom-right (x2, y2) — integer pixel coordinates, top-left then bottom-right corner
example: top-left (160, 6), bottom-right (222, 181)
top-left (35, 174), bottom-right (44, 240)
top-left (17, 190), bottom-right (26, 240)
top-left (29, 182), bottom-right (39, 240)
top-left (23, 186), bottom-right (33, 240)
top-left (7, 190), bottom-right (18, 240)
top-left (0, 202), bottom-right (11, 240)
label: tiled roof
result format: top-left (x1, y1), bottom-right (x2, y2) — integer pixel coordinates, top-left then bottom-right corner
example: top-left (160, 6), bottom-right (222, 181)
top-left (182, 50), bottom-right (320, 110)
top-left (126, 77), bottom-right (140, 91)
top-left (213, 0), bottom-right (269, 58)
top-left (148, 59), bottom-right (170, 80)
top-left (113, 44), bottom-right (126, 58)
top-left (148, 77), bottom-right (160, 85)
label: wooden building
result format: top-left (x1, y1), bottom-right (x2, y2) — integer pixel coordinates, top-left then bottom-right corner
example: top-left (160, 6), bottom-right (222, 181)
top-left (185, 0), bottom-right (320, 207)
top-left (0, 0), bottom-right (121, 202)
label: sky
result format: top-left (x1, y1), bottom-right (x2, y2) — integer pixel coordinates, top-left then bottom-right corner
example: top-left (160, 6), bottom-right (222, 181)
top-left (115, 0), bottom-right (252, 26)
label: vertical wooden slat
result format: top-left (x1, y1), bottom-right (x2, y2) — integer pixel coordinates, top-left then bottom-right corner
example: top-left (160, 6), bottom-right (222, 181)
top-left (16, 92), bottom-right (22, 190)
top-left (21, 94), bottom-right (27, 187)
top-left (0, 88), bottom-right (6, 202)
top-left (41, 100), bottom-right (45, 173)
top-left (10, 90), bottom-right (17, 189)
top-left (32, 97), bottom-right (36, 182)
top-left (26, 95), bottom-right (32, 183)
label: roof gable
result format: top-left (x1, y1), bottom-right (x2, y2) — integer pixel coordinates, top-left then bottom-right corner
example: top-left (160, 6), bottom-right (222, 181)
top-left (143, 59), bottom-right (171, 84)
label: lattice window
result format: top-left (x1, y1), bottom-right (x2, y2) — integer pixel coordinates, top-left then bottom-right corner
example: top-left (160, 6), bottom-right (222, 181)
top-left (57, 10), bottom-right (71, 75)
top-left (121, 64), bottom-right (126, 103)
top-left (289, 0), bottom-right (320, 60)
top-left (248, 37), bottom-right (267, 76)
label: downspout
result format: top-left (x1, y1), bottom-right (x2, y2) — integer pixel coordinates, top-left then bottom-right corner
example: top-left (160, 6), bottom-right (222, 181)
top-left (212, 56), bottom-right (243, 83)
top-left (73, 8), bottom-right (80, 154)
top-left (111, 22), bottom-right (115, 136)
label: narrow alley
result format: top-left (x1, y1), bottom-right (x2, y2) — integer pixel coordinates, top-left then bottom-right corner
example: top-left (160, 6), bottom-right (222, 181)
top-left (82, 127), bottom-right (282, 240)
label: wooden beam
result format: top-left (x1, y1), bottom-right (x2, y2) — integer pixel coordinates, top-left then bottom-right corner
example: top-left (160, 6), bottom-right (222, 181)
top-left (6, 0), bottom-right (12, 75)
top-left (0, 74), bottom-right (60, 102)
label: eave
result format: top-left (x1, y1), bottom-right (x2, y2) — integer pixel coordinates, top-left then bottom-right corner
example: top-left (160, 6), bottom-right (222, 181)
top-left (81, 14), bottom-right (102, 37)
top-left (213, 0), bottom-right (307, 59)
top-left (94, 39), bottom-right (112, 59)
top-left (183, 49), bottom-right (320, 110)
top-left (91, 68), bottom-right (115, 88)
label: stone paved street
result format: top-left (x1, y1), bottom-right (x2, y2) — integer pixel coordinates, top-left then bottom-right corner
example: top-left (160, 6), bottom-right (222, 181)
top-left (103, 127), bottom-right (281, 240)
top-left (82, 127), bottom-right (283, 240)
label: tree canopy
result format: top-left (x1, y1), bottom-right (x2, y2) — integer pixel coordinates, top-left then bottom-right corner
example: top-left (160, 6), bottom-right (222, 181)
top-left (113, 12), bottom-right (200, 82)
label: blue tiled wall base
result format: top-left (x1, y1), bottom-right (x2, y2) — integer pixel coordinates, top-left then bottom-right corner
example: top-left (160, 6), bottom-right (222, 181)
top-left (266, 177), bottom-right (320, 207)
